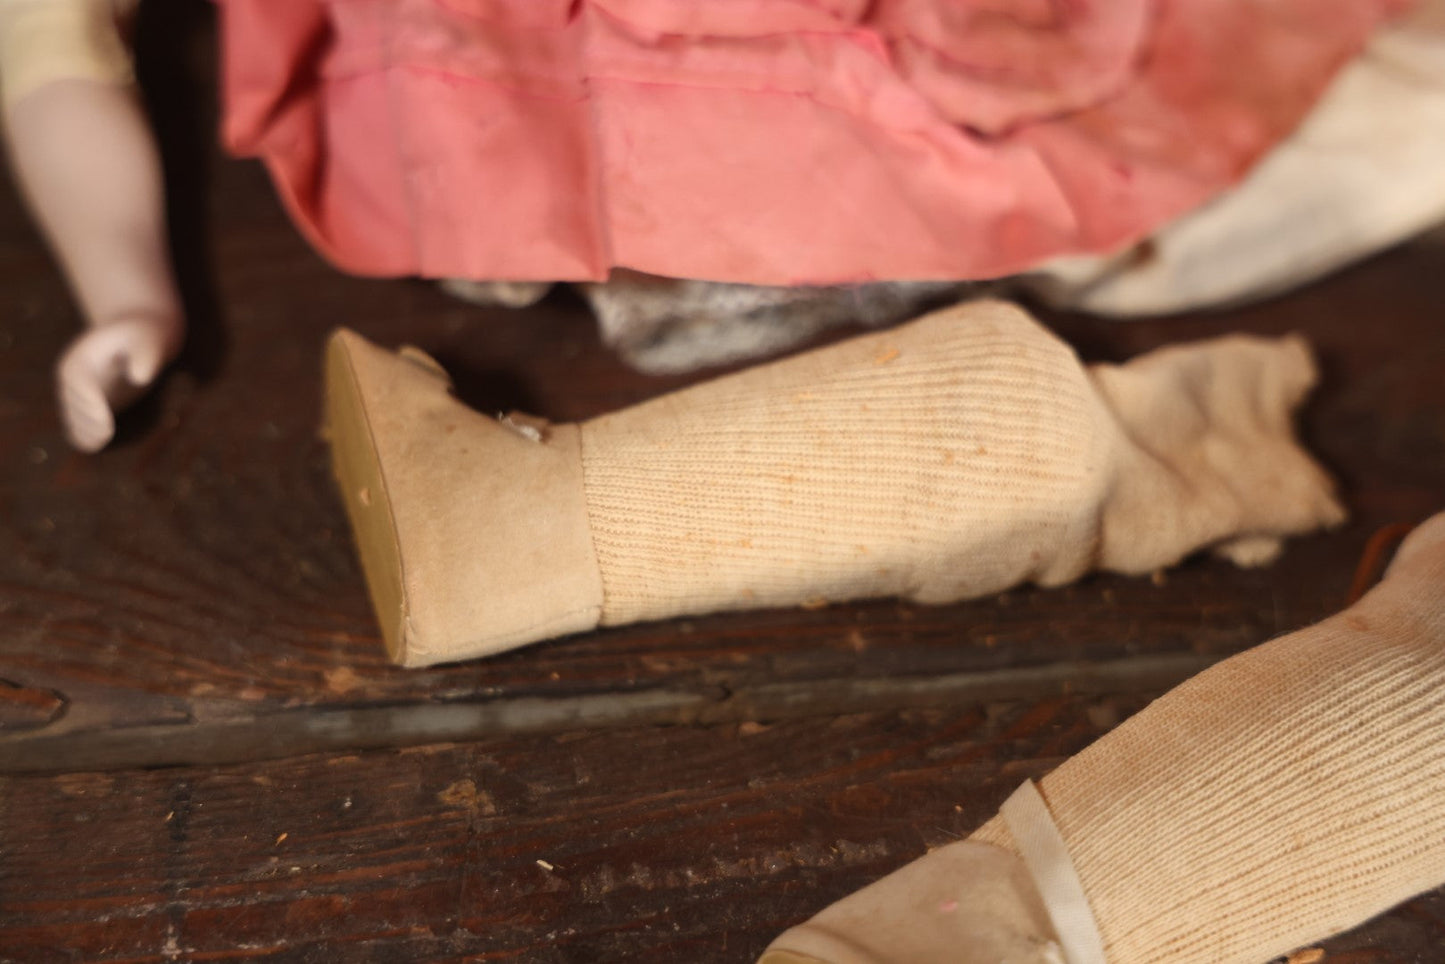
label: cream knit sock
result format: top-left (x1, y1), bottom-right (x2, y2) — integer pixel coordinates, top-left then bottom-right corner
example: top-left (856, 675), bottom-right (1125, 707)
top-left (325, 299), bottom-right (1342, 665)
top-left (762, 511), bottom-right (1445, 964)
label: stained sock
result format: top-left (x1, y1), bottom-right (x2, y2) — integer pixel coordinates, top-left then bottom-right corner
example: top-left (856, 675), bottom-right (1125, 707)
top-left (325, 299), bottom-right (1342, 665)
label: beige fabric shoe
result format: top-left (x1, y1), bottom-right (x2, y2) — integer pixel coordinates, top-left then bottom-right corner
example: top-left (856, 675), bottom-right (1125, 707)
top-left (758, 840), bottom-right (1066, 964)
top-left (325, 299), bottom-right (1342, 666)
top-left (324, 336), bottom-right (603, 666)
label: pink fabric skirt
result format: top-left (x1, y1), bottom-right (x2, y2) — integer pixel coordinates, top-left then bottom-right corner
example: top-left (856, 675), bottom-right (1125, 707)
top-left (217, 0), bottom-right (1407, 286)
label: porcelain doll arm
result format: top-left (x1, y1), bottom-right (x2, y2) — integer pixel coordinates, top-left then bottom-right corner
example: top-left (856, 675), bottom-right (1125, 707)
top-left (0, 0), bottom-right (182, 452)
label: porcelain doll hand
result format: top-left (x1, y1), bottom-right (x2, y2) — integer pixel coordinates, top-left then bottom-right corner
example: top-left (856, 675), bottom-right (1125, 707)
top-left (56, 313), bottom-right (179, 452)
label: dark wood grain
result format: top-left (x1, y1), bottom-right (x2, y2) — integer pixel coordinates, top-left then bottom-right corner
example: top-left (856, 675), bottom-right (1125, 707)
top-left (3, 700), bottom-right (1442, 963)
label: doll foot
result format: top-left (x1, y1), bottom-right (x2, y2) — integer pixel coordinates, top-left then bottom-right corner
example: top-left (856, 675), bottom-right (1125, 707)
top-left (760, 840), bottom-right (1066, 964)
top-left (323, 329), bottom-right (602, 665)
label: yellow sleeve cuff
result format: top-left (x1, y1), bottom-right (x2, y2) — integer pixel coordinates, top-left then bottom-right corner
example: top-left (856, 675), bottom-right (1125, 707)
top-left (0, 0), bottom-right (133, 109)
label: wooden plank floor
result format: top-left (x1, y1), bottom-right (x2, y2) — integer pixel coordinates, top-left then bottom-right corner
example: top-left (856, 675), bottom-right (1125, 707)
top-left (1, 6), bottom-right (1443, 960)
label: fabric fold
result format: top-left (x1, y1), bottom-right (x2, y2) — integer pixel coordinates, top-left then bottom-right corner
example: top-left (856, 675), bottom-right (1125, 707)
top-left (217, 0), bottom-right (1407, 286)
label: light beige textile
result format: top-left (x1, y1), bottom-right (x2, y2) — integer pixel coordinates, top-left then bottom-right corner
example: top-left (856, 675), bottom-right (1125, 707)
top-left (759, 840), bottom-right (1065, 964)
top-left (765, 512), bottom-right (1445, 964)
top-left (326, 299), bottom-right (1342, 665)
top-left (0, 0), bottom-right (134, 108)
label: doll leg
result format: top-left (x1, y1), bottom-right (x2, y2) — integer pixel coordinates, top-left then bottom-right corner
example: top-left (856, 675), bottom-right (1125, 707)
top-left (1, 0), bottom-right (182, 452)
top-left (762, 512), bottom-right (1445, 964)
top-left (325, 299), bottom-right (1341, 666)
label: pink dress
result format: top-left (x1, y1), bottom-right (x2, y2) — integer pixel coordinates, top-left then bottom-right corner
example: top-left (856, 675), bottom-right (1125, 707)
top-left (216, 0), bottom-right (1407, 286)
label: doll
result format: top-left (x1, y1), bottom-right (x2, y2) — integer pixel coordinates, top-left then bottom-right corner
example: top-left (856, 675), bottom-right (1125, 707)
top-left (3, 0), bottom-right (1435, 448)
